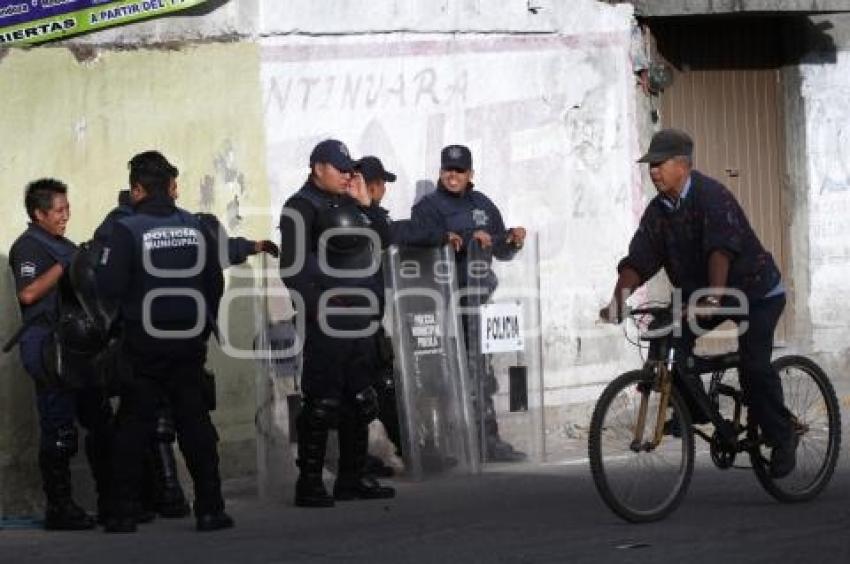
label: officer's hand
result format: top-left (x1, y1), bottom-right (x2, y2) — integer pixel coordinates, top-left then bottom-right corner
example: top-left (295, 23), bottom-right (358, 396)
top-left (506, 227), bottom-right (527, 249)
top-left (347, 172), bottom-right (371, 207)
top-left (255, 240), bottom-right (279, 258)
top-left (472, 230), bottom-right (492, 249)
top-left (446, 232), bottom-right (463, 252)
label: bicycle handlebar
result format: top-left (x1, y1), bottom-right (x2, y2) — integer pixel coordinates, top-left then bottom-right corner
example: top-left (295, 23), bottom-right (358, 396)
top-left (627, 304), bottom-right (673, 318)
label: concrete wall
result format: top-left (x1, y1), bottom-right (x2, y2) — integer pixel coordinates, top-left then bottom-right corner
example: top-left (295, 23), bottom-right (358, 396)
top-left (627, 0), bottom-right (850, 16)
top-left (796, 14), bottom-right (850, 370)
top-left (258, 1), bottom-right (644, 450)
top-left (1, 0), bottom-right (656, 512)
top-left (0, 42), bottom-right (270, 515)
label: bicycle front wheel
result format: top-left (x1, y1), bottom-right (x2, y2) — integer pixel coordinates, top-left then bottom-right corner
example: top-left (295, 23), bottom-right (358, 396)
top-left (588, 370), bottom-right (695, 523)
top-left (751, 355), bottom-right (841, 502)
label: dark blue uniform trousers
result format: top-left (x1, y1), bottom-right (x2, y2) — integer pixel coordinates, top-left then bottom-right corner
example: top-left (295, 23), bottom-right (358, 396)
top-left (19, 325), bottom-right (112, 507)
top-left (108, 338), bottom-right (223, 517)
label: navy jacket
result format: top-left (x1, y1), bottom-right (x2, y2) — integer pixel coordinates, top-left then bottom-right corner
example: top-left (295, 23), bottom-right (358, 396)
top-left (94, 203), bottom-right (253, 268)
top-left (278, 179), bottom-right (391, 320)
top-left (618, 170), bottom-right (781, 301)
top-left (371, 205), bottom-right (445, 248)
top-left (95, 195), bottom-right (220, 353)
top-left (9, 224), bottom-right (77, 326)
top-left (411, 181), bottom-right (517, 289)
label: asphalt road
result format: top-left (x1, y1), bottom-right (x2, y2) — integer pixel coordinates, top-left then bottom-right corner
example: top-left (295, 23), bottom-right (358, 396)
top-left (1, 447), bottom-right (848, 564)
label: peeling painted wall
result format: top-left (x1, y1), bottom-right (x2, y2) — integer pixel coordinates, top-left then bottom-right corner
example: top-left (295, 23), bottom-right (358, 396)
top-left (259, 2), bottom-right (644, 454)
top-left (1, 0), bottom-right (655, 511)
top-left (800, 48), bottom-right (850, 354)
top-left (0, 42), bottom-right (270, 515)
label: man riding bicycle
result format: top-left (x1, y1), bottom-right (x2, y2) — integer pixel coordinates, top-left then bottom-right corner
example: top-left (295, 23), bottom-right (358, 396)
top-left (598, 128), bottom-right (798, 479)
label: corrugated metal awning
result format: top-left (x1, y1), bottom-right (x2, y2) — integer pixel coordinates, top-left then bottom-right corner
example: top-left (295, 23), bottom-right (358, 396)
top-left (625, 0), bottom-right (850, 17)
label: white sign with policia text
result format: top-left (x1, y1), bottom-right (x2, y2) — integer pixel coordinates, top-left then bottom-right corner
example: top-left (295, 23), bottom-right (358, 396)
top-left (479, 301), bottom-right (524, 355)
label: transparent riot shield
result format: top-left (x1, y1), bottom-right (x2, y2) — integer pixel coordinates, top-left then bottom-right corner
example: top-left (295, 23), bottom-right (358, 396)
top-left (464, 234), bottom-right (544, 464)
top-left (254, 256), bottom-right (302, 501)
top-left (384, 244), bottom-right (479, 480)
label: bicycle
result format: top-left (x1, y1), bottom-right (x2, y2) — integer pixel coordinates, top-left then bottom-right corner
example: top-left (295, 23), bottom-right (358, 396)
top-left (588, 303), bottom-right (841, 523)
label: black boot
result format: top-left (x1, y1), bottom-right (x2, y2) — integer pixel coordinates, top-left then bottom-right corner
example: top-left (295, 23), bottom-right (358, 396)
top-left (154, 442), bottom-right (191, 517)
top-left (196, 510), bottom-right (235, 532)
top-left (194, 495), bottom-right (234, 532)
top-left (483, 405), bottom-right (526, 462)
top-left (150, 405), bottom-right (192, 518)
top-left (334, 421), bottom-right (395, 501)
top-left (294, 403), bottom-right (335, 508)
top-left (365, 454), bottom-right (394, 478)
top-left (102, 512), bottom-right (138, 533)
top-left (40, 450), bottom-right (95, 531)
top-left (44, 500), bottom-right (96, 531)
top-left (84, 431), bottom-right (114, 526)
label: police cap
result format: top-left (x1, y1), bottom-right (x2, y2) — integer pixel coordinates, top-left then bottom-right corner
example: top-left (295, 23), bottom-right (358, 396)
top-left (356, 156), bottom-right (397, 183)
top-left (441, 144), bottom-right (473, 171)
top-left (310, 139), bottom-right (355, 173)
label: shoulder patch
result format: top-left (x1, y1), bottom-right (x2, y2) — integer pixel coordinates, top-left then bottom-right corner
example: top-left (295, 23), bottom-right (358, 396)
top-left (472, 209), bottom-right (489, 227)
top-left (20, 261), bottom-right (36, 279)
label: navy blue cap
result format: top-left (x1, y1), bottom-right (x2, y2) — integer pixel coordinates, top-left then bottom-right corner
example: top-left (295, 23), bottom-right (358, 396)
top-left (356, 156), bottom-right (397, 183)
top-left (309, 139), bottom-right (355, 172)
top-left (441, 144), bottom-right (473, 171)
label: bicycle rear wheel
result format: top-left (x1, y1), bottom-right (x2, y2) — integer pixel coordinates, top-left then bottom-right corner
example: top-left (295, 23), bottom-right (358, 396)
top-left (751, 355), bottom-right (841, 502)
top-left (588, 369), bottom-right (695, 523)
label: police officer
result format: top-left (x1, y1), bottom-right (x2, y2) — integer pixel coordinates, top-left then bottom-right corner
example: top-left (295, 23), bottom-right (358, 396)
top-left (92, 187), bottom-right (278, 520)
top-left (410, 144), bottom-right (527, 462)
top-left (96, 151), bottom-right (233, 532)
top-left (8, 178), bottom-right (112, 530)
top-left (89, 189), bottom-right (180, 521)
top-left (355, 155), bottom-right (462, 472)
top-left (279, 140), bottom-right (395, 507)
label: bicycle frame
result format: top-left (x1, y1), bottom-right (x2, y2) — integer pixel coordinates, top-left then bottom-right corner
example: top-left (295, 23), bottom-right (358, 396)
top-left (593, 304), bottom-right (841, 523)
top-left (632, 352), bottom-right (674, 452)
top-left (632, 308), bottom-right (744, 453)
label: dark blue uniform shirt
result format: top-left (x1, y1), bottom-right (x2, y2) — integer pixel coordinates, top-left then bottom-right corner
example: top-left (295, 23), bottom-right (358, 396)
top-left (9, 224), bottom-right (77, 325)
top-left (411, 181), bottom-right (517, 288)
top-left (96, 196), bottom-right (220, 349)
top-left (279, 179), bottom-right (391, 320)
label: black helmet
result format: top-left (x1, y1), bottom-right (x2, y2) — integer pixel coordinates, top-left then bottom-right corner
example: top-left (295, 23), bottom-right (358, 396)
top-left (68, 244), bottom-right (114, 327)
top-left (316, 203), bottom-right (371, 254)
top-left (57, 309), bottom-right (108, 356)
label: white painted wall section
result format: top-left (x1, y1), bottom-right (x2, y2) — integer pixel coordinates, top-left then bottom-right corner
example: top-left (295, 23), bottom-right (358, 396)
top-left (72, 0), bottom-right (635, 44)
top-left (800, 50), bottom-right (850, 353)
top-left (260, 1), bottom-right (642, 404)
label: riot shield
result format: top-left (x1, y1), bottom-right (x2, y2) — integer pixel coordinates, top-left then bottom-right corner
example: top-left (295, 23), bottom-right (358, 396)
top-left (254, 255), bottom-right (302, 501)
top-left (463, 234), bottom-right (544, 464)
top-left (384, 244), bottom-right (479, 480)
